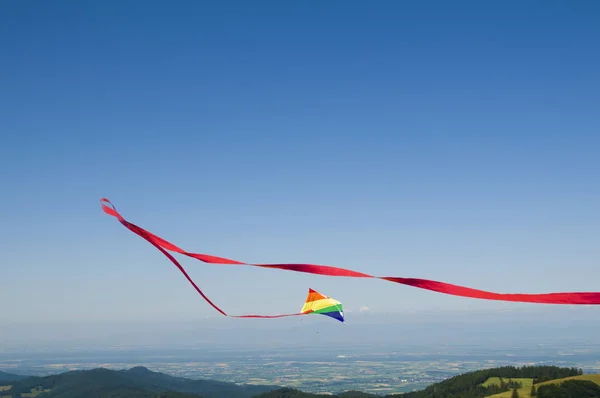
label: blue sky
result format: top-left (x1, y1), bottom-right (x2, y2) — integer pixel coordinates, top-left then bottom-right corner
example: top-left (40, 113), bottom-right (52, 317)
top-left (1, 1), bottom-right (599, 329)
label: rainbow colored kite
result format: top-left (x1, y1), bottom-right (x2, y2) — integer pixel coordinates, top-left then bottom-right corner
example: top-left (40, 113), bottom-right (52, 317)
top-left (100, 198), bottom-right (600, 323)
top-left (301, 288), bottom-right (345, 323)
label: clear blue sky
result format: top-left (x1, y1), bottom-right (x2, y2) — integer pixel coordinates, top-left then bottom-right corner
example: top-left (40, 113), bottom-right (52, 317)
top-left (1, 1), bottom-right (599, 326)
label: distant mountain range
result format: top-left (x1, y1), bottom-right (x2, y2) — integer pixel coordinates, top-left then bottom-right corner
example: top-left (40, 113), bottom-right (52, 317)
top-left (1, 365), bottom-right (599, 397)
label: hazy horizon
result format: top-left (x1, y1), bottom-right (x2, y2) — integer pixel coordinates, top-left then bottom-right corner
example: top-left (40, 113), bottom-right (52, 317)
top-left (2, 306), bottom-right (599, 353)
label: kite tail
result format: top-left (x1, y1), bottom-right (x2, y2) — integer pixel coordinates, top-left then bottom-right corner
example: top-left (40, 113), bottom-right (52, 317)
top-left (100, 198), bottom-right (600, 315)
top-left (102, 199), bottom-right (305, 319)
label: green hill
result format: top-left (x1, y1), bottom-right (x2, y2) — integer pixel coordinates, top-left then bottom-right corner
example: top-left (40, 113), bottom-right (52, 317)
top-left (486, 374), bottom-right (600, 398)
top-left (391, 366), bottom-right (585, 398)
top-left (1, 366), bottom-right (279, 398)
top-left (534, 378), bottom-right (600, 397)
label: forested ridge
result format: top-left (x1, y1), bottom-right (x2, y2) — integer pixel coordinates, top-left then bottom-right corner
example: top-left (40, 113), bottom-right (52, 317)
top-left (0, 367), bottom-right (276, 398)
top-left (535, 379), bottom-right (600, 397)
top-left (397, 365), bottom-right (584, 398)
top-left (0, 373), bottom-right (26, 383)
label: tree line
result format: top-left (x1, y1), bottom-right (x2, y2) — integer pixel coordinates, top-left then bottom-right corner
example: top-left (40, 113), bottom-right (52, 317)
top-left (533, 379), bottom-right (600, 398)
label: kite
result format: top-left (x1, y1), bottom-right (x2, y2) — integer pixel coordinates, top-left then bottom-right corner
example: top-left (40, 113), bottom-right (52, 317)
top-left (100, 198), bottom-right (600, 322)
top-left (301, 288), bottom-right (345, 323)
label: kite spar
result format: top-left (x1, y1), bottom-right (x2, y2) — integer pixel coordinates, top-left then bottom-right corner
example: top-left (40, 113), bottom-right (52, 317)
top-left (100, 198), bottom-right (600, 322)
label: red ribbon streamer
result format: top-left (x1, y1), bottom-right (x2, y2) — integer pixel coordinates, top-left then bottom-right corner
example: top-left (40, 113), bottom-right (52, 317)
top-left (101, 198), bottom-right (600, 319)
